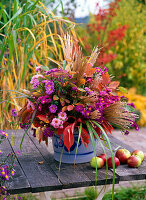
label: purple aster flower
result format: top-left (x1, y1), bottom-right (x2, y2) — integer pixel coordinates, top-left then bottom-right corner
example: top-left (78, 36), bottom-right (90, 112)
top-left (131, 122), bottom-right (139, 131)
top-left (103, 66), bottom-right (107, 72)
top-left (0, 150), bottom-right (2, 154)
top-left (0, 130), bottom-right (8, 138)
top-left (96, 103), bottom-right (103, 110)
top-left (124, 130), bottom-right (129, 135)
top-left (44, 68), bottom-right (59, 75)
top-left (95, 67), bottom-right (101, 73)
top-left (49, 104), bottom-right (57, 113)
top-left (85, 87), bottom-right (94, 95)
top-left (35, 66), bottom-right (42, 73)
top-left (81, 110), bottom-right (91, 119)
top-left (11, 170), bottom-right (15, 176)
top-left (32, 80), bottom-right (40, 89)
top-left (38, 104), bottom-right (42, 111)
top-left (87, 105), bottom-right (93, 111)
top-left (99, 91), bottom-right (107, 96)
top-left (86, 77), bottom-right (93, 83)
top-left (75, 105), bottom-right (84, 112)
top-left (11, 109), bottom-right (17, 117)
top-left (72, 87), bottom-right (78, 92)
top-left (128, 103), bottom-right (135, 108)
top-left (45, 98), bottom-right (52, 103)
top-left (41, 97), bottom-right (47, 104)
top-left (44, 127), bottom-right (54, 137)
top-left (46, 87), bottom-right (54, 95)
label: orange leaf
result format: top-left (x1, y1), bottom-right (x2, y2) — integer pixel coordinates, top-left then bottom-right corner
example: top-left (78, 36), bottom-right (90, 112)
top-left (109, 81), bottom-right (119, 89)
top-left (36, 115), bottom-right (49, 123)
top-left (67, 105), bottom-right (74, 111)
top-left (102, 72), bottom-right (110, 85)
top-left (53, 95), bottom-right (59, 100)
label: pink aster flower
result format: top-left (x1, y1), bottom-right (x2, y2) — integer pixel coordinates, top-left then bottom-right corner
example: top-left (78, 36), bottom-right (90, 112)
top-left (27, 100), bottom-right (35, 110)
top-left (51, 118), bottom-right (62, 128)
top-left (58, 112), bottom-right (68, 121)
top-left (49, 104), bottom-right (57, 113)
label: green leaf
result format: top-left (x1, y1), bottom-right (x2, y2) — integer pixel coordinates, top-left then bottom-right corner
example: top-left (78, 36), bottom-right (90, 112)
top-left (41, 65), bottom-right (50, 71)
top-left (118, 87), bottom-right (128, 94)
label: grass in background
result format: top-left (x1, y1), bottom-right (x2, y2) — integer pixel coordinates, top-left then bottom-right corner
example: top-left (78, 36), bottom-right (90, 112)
top-left (0, 0), bottom-right (76, 129)
top-left (52, 185), bottom-right (146, 200)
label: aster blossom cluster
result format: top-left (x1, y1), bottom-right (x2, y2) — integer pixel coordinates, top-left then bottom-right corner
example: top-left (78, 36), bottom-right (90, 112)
top-left (17, 34), bottom-right (139, 151)
top-left (0, 130), bottom-right (16, 198)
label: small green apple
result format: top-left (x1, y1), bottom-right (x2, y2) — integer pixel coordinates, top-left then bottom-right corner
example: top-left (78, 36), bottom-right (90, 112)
top-left (90, 157), bottom-right (104, 169)
top-left (132, 150), bottom-right (145, 162)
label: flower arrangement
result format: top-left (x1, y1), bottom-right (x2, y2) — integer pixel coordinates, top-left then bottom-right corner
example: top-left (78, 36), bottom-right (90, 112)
top-left (17, 34), bottom-right (139, 152)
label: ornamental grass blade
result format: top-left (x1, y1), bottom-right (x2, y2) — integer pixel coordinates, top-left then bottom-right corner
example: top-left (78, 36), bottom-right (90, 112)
top-left (85, 121), bottom-right (98, 184)
top-left (91, 120), bottom-right (115, 200)
top-left (74, 123), bottom-right (82, 165)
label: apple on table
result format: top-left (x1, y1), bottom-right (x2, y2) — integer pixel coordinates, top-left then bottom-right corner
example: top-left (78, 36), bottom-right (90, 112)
top-left (97, 153), bottom-right (108, 165)
top-left (132, 150), bottom-right (145, 162)
top-left (115, 149), bottom-right (131, 164)
top-left (107, 157), bottom-right (120, 168)
top-left (90, 157), bottom-right (104, 169)
top-left (127, 155), bottom-right (142, 168)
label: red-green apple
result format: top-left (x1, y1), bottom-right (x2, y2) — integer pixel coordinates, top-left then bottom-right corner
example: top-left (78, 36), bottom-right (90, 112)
top-left (127, 155), bottom-right (142, 168)
top-left (97, 154), bottom-right (108, 165)
top-left (132, 150), bottom-right (145, 162)
top-left (107, 157), bottom-right (120, 168)
top-left (115, 149), bottom-right (131, 163)
top-left (90, 157), bottom-right (104, 169)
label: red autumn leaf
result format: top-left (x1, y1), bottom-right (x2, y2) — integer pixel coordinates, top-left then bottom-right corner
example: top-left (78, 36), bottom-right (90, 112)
top-left (64, 99), bottom-right (70, 103)
top-left (36, 115), bottom-right (49, 123)
top-left (78, 127), bottom-right (89, 149)
top-left (102, 72), bottom-right (110, 85)
top-left (60, 98), bottom-right (65, 106)
top-left (67, 105), bottom-right (74, 111)
top-left (102, 121), bottom-right (114, 135)
top-left (63, 123), bottom-right (75, 152)
top-left (108, 81), bottom-right (119, 89)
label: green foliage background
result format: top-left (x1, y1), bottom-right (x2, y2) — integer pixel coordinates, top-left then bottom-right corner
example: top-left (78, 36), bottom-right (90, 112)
top-left (107, 0), bottom-right (146, 95)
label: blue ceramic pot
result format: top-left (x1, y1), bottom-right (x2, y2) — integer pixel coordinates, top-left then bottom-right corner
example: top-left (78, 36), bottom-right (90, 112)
top-left (52, 129), bottom-right (97, 164)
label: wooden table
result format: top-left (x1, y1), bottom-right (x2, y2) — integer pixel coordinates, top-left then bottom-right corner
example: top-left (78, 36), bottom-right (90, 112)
top-left (1, 130), bottom-right (146, 200)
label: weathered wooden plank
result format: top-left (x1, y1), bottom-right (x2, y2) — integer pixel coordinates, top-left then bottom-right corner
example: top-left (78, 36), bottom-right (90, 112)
top-left (28, 133), bottom-right (92, 189)
top-left (7, 130), bottom-right (62, 193)
top-left (111, 162), bottom-right (146, 181)
top-left (0, 136), bottom-right (31, 194)
top-left (28, 132), bottom-right (119, 188)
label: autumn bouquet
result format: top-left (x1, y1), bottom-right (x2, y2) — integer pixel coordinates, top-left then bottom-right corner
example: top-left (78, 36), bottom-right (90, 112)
top-left (18, 34), bottom-right (138, 154)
